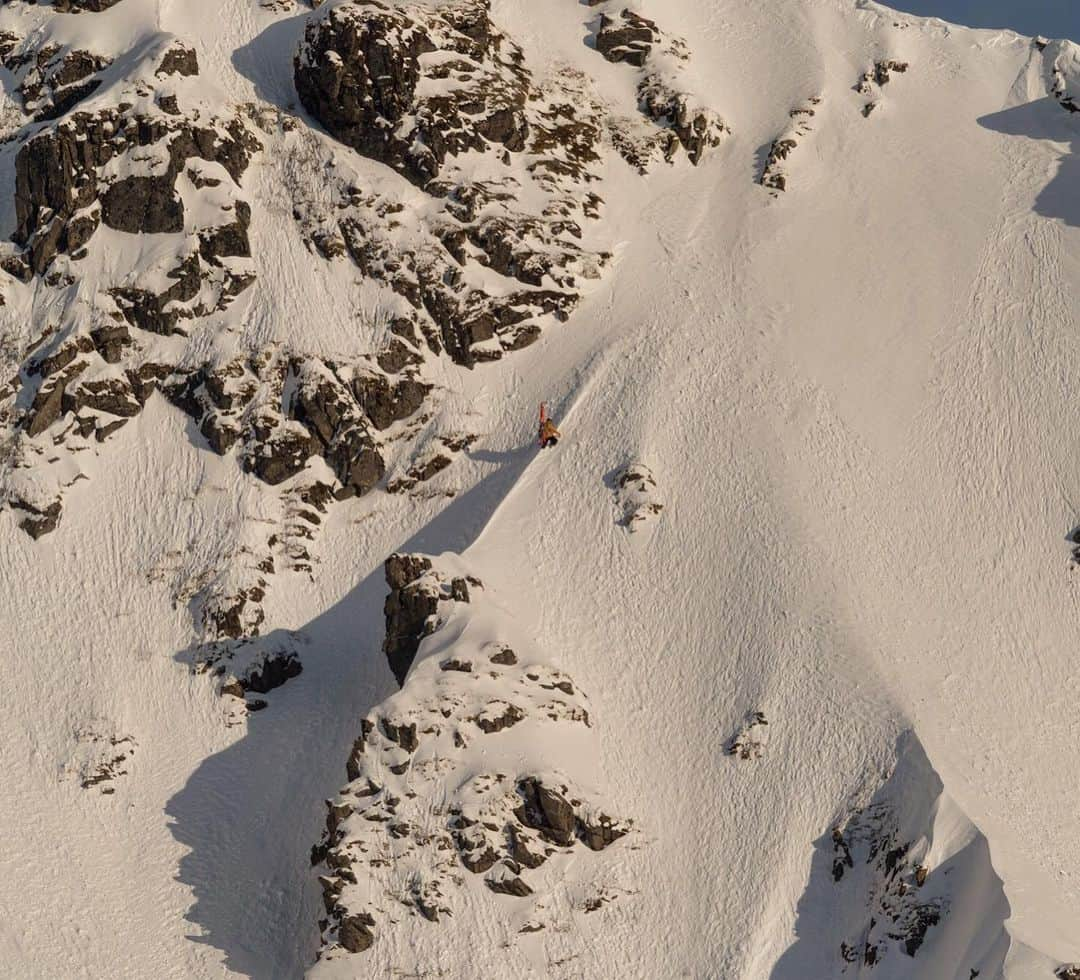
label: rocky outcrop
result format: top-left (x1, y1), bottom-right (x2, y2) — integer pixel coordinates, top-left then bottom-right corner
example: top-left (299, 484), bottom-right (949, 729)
top-left (831, 801), bottom-right (942, 964)
top-left (157, 42), bottom-right (198, 78)
top-left (294, 1), bottom-right (611, 368)
top-left (220, 646), bottom-right (303, 699)
top-left (760, 97), bottom-right (822, 193)
top-left (10, 493), bottom-right (62, 539)
top-left (588, 4), bottom-right (727, 170)
top-left (13, 103), bottom-right (258, 274)
top-left (386, 432), bottom-right (477, 494)
top-left (50, 0), bottom-right (125, 11)
top-left (310, 555), bottom-right (632, 968)
top-left (161, 347), bottom-right (430, 500)
top-left (595, 8), bottom-right (658, 67)
top-left (295, 0), bottom-right (530, 188)
top-left (381, 553), bottom-right (478, 684)
top-left (774, 735), bottom-right (1011, 979)
top-left (725, 710), bottom-right (769, 760)
top-left (0, 38), bottom-right (111, 122)
top-left (612, 460), bottom-right (663, 531)
top-left (855, 60), bottom-right (909, 117)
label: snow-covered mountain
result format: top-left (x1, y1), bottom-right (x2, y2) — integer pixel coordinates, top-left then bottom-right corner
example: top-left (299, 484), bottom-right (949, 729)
top-left (1, 0), bottom-right (1080, 977)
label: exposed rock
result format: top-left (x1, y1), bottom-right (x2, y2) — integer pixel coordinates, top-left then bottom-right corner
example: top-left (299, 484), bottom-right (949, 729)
top-left (312, 555), bottom-right (632, 958)
top-left (485, 867), bottom-right (533, 897)
top-left (64, 728), bottom-right (136, 793)
top-left (489, 644), bottom-right (517, 666)
top-left (295, 0), bottom-right (531, 188)
top-left (13, 99), bottom-right (259, 273)
top-left (596, 9), bottom-right (658, 67)
top-left (856, 60), bottom-right (910, 102)
top-left (725, 710), bottom-right (769, 760)
top-left (515, 777), bottom-right (576, 846)
top-left (12, 495), bottom-right (62, 539)
top-left (2, 41), bottom-right (112, 122)
top-left (760, 97), bottom-right (821, 193)
top-left (294, 3), bottom-right (611, 367)
top-left (381, 554), bottom-right (470, 685)
top-left (235, 649), bottom-right (303, 695)
top-left (337, 913), bottom-right (376, 953)
top-left (586, 5), bottom-right (727, 168)
top-left (612, 461), bottom-right (663, 531)
top-left (157, 42), bottom-right (198, 77)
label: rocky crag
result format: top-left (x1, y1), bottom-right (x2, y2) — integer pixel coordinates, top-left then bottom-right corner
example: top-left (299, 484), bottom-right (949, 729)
top-left (310, 553), bottom-right (633, 968)
top-left (0, 0), bottom-right (724, 687)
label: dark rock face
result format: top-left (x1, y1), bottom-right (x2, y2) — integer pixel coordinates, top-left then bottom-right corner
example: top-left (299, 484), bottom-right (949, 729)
top-left (337, 913), bottom-right (376, 953)
top-left (12, 105), bottom-right (258, 273)
top-left (240, 650), bottom-right (303, 694)
top-left (157, 42), bottom-right (198, 77)
top-left (296, 0), bottom-right (529, 188)
top-left (596, 9), bottom-right (658, 67)
top-left (100, 175), bottom-right (185, 234)
top-left (515, 777), bottom-right (576, 846)
top-left (0, 41), bottom-right (112, 122)
top-left (50, 0), bottom-right (125, 10)
top-left (587, 6), bottom-right (727, 169)
top-left (12, 496), bottom-right (62, 539)
top-left (294, 0), bottom-right (611, 368)
top-left (381, 553), bottom-right (470, 685)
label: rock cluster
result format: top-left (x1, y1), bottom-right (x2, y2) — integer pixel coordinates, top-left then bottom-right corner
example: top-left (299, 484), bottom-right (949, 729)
top-left (0, 35), bottom-right (111, 122)
top-left (12, 102), bottom-right (258, 278)
top-left (831, 799), bottom-right (943, 965)
top-left (295, 0), bottom-right (611, 367)
top-left (590, 4), bottom-right (728, 170)
top-left (725, 710), bottom-right (769, 760)
top-left (855, 59), bottom-right (909, 117)
top-left (65, 727), bottom-right (137, 795)
top-left (760, 97), bottom-right (822, 193)
top-left (295, 0), bottom-right (530, 187)
top-left (164, 348), bottom-right (427, 497)
top-left (311, 554), bottom-right (632, 963)
top-left (612, 460), bottom-right (663, 531)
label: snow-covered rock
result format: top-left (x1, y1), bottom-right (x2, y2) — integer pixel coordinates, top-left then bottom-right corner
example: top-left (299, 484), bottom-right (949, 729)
top-left (311, 553), bottom-right (633, 969)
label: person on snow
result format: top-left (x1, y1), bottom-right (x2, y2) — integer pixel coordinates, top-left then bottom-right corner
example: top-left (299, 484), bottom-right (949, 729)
top-left (538, 402), bottom-right (560, 448)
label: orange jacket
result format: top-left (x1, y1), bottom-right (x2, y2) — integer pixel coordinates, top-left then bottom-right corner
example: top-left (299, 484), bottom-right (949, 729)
top-left (539, 419), bottom-right (560, 441)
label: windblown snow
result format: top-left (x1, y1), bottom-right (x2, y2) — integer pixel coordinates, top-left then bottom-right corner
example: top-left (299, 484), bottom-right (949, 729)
top-left (1, 0), bottom-right (1080, 978)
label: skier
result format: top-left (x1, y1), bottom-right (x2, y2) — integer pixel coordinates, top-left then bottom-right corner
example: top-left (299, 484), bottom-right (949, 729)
top-left (538, 402), bottom-right (560, 448)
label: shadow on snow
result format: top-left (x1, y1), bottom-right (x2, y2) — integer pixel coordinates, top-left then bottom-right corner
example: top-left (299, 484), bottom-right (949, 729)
top-left (164, 444), bottom-right (535, 978)
top-left (978, 97), bottom-right (1080, 228)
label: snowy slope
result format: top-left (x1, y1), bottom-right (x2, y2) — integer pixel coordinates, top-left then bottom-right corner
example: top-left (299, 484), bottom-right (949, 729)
top-left (2, 0), bottom-right (1080, 978)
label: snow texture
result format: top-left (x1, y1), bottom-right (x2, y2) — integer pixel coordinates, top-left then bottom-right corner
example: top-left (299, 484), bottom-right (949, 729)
top-left (1, 0), bottom-right (1080, 978)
